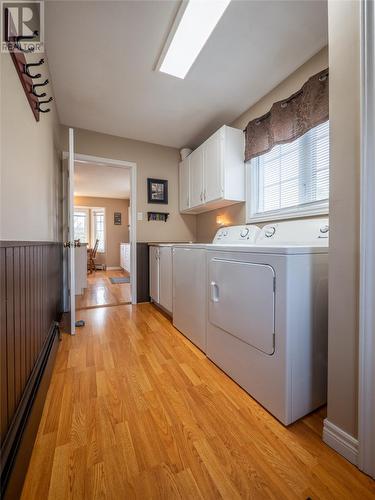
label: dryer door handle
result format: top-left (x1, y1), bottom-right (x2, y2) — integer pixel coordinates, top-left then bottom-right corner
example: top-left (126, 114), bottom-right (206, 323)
top-left (210, 281), bottom-right (219, 303)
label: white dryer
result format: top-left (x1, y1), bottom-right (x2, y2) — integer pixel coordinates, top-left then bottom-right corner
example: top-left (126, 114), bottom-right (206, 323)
top-left (172, 225), bottom-right (260, 352)
top-left (206, 219), bottom-right (329, 425)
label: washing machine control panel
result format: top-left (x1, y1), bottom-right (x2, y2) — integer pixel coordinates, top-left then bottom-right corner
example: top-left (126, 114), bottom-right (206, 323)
top-left (213, 225), bottom-right (260, 244)
top-left (257, 219), bottom-right (330, 246)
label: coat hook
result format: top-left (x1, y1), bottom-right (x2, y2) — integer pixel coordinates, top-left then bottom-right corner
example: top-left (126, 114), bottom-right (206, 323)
top-left (31, 89), bottom-right (46, 98)
top-left (14, 30), bottom-right (39, 52)
top-left (15, 30), bottom-right (39, 42)
top-left (24, 58), bottom-right (44, 78)
top-left (39, 97), bottom-right (53, 105)
top-left (32, 79), bottom-right (48, 98)
top-left (26, 58), bottom-right (44, 69)
top-left (15, 43), bottom-right (35, 53)
top-left (36, 96), bottom-right (53, 114)
top-left (37, 106), bottom-right (51, 113)
top-left (33, 79), bottom-right (49, 89)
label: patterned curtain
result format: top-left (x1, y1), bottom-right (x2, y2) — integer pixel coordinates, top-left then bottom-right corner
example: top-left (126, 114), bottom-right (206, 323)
top-left (244, 68), bottom-right (329, 162)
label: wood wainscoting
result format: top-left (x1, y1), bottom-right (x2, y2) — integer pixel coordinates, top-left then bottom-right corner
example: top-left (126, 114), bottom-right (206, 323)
top-left (0, 241), bottom-right (62, 499)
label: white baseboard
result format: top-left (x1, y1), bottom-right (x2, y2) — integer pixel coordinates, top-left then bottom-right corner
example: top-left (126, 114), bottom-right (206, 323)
top-left (323, 419), bottom-right (359, 465)
top-left (107, 266), bottom-right (121, 270)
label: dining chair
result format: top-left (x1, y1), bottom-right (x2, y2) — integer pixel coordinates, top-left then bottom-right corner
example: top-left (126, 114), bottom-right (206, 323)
top-left (88, 239), bottom-right (100, 273)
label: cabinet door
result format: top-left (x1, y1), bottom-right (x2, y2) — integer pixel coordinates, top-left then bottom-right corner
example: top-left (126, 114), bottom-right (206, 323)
top-left (124, 244), bottom-right (130, 273)
top-left (179, 158), bottom-right (190, 212)
top-left (204, 129), bottom-right (223, 203)
top-left (159, 247), bottom-right (172, 313)
top-left (120, 245), bottom-right (124, 270)
top-left (189, 147), bottom-right (204, 208)
top-left (149, 246), bottom-right (159, 303)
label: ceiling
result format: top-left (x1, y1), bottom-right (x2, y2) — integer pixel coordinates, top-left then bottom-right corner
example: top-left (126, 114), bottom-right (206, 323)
top-left (74, 162), bottom-right (130, 199)
top-left (46, 0), bottom-right (328, 149)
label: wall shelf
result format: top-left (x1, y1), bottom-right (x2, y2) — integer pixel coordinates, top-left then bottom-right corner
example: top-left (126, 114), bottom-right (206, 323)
top-left (147, 212), bottom-right (169, 222)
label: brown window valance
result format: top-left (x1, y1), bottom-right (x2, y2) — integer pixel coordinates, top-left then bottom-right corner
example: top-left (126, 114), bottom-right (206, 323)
top-left (244, 68), bottom-right (329, 162)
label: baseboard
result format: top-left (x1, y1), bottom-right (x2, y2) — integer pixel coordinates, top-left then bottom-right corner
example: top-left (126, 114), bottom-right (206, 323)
top-left (107, 266), bottom-right (122, 270)
top-left (323, 418), bottom-right (359, 465)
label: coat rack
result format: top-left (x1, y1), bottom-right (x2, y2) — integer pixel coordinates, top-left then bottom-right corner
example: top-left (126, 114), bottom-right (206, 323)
top-left (4, 8), bottom-right (53, 121)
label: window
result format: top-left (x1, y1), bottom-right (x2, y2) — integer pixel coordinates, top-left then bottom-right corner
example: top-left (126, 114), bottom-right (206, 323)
top-left (247, 121), bottom-right (329, 222)
top-left (73, 209), bottom-right (89, 243)
top-left (92, 209), bottom-right (105, 253)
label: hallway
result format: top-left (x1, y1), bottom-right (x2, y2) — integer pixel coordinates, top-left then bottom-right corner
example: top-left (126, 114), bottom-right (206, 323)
top-left (76, 270), bottom-right (131, 310)
top-left (21, 304), bottom-right (375, 499)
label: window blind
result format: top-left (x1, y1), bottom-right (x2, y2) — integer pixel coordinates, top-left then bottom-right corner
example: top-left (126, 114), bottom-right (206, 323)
top-left (73, 210), bottom-right (89, 243)
top-left (93, 210), bottom-right (105, 252)
top-left (251, 120), bottom-right (329, 216)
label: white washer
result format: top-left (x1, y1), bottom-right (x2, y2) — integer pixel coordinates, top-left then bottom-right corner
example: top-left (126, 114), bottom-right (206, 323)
top-left (172, 225), bottom-right (260, 352)
top-left (206, 218), bottom-right (329, 425)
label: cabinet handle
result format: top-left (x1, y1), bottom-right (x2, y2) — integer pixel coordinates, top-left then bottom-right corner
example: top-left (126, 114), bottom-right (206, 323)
top-left (210, 281), bottom-right (219, 303)
top-left (204, 189), bottom-right (206, 201)
top-left (200, 192), bottom-right (203, 202)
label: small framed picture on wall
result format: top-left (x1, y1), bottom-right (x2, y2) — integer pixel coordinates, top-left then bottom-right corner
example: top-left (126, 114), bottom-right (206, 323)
top-left (147, 178), bottom-right (168, 204)
top-left (114, 212), bottom-right (122, 225)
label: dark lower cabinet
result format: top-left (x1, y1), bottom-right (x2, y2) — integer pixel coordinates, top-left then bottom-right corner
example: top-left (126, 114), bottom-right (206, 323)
top-left (136, 242), bottom-right (150, 303)
top-left (0, 241), bottom-right (62, 499)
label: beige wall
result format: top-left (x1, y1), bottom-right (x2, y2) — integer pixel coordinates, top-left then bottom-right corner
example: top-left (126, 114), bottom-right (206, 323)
top-left (196, 47), bottom-right (329, 242)
top-left (326, 0), bottom-right (360, 439)
top-left (0, 53), bottom-right (60, 241)
top-left (61, 127), bottom-right (196, 243)
top-left (74, 196), bottom-right (129, 268)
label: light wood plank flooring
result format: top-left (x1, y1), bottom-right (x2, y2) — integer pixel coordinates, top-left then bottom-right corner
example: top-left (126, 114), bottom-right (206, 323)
top-left (21, 304), bottom-right (375, 499)
top-left (76, 270), bottom-right (131, 310)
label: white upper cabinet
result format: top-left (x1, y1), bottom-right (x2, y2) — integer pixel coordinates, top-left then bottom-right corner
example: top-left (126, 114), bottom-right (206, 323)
top-left (179, 125), bottom-right (245, 214)
top-left (204, 130), bottom-right (223, 203)
top-left (179, 157), bottom-right (190, 212)
top-left (189, 145), bottom-right (204, 208)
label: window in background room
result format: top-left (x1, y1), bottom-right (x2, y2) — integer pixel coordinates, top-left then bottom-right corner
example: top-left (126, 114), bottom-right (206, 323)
top-left (73, 208), bottom-right (89, 243)
top-left (92, 208), bottom-right (105, 253)
top-left (247, 120), bottom-right (329, 222)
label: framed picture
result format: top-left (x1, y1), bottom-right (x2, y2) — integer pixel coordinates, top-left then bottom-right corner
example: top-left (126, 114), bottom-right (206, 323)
top-left (114, 212), bottom-right (122, 225)
top-left (147, 178), bottom-right (168, 204)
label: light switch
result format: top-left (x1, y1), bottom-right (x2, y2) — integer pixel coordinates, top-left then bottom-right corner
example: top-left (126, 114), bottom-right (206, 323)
top-left (137, 212), bottom-right (143, 221)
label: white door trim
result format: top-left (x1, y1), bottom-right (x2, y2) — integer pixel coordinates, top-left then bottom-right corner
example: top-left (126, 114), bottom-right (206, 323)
top-left (358, 0), bottom-right (375, 479)
top-left (68, 129), bottom-right (76, 334)
top-left (63, 152), bottom-right (138, 304)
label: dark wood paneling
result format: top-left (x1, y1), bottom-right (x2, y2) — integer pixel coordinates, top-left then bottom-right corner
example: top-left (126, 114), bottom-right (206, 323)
top-left (136, 243), bottom-right (150, 303)
top-left (0, 241), bottom-right (62, 495)
top-left (0, 248), bottom-right (8, 439)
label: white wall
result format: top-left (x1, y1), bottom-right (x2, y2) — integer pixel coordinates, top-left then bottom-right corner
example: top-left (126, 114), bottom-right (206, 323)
top-left (0, 52), bottom-right (60, 241)
top-left (195, 47), bottom-right (328, 242)
top-left (326, 0), bottom-right (361, 439)
top-left (61, 126), bottom-right (196, 243)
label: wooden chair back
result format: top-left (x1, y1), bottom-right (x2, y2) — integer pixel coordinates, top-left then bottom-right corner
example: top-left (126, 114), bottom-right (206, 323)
top-left (92, 239), bottom-right (99, 258)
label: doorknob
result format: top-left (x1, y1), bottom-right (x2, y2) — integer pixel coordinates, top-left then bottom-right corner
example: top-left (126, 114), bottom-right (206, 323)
top-left (63, 241), bottom-right (72, 248)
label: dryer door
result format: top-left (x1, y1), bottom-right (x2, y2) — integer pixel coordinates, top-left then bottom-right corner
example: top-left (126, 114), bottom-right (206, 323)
top-left (208, 258), bottom-right (275, 355)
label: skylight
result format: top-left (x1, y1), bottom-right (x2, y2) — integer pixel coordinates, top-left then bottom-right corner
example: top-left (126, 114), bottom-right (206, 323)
top-left (158, 0), bottom-right (231, 79)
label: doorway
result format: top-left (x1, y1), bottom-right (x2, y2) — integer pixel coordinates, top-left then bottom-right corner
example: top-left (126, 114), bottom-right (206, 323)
top-left (73, 160), bottom-right (133, 310)
top-left (72, 154), bottom-right (137, 310)
top-left (63, 141), bottom-right (137, 333)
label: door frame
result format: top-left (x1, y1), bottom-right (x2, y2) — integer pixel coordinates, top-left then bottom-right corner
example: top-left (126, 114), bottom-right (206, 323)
top-left (63, 152), bottom-right (138, 304)
top-left (358, 0), bottom-right (375, 478)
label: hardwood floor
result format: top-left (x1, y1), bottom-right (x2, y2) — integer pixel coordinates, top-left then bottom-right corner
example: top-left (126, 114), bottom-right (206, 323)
top-left (76, 269), bottom-right (131, 310)
top-left (21, 304), bottom-right (375, 499)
